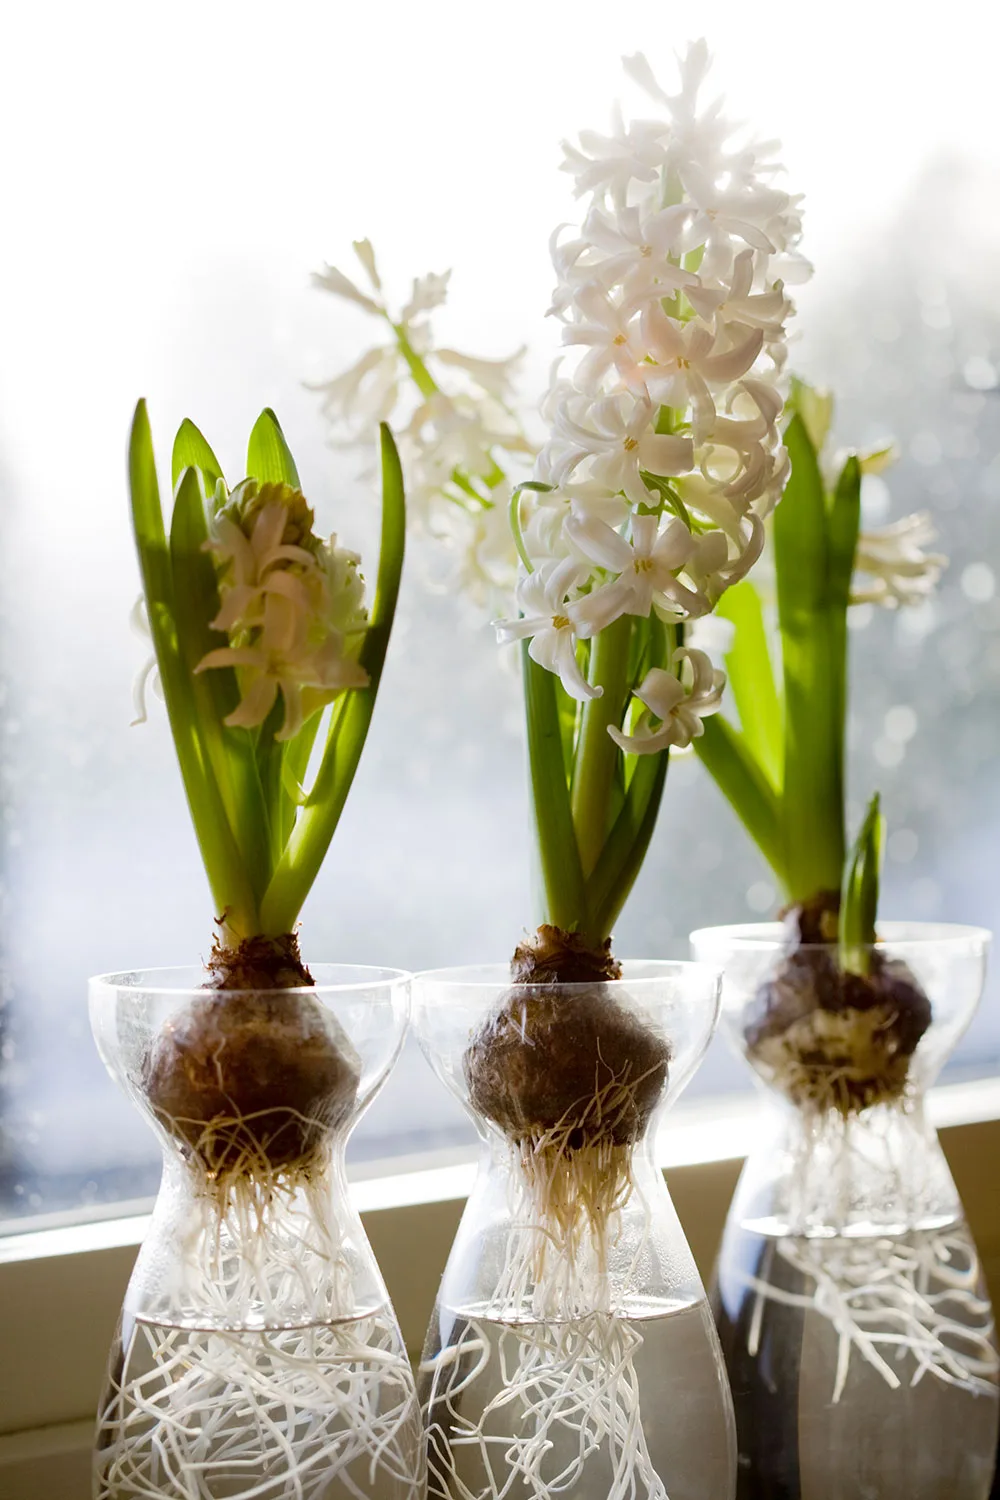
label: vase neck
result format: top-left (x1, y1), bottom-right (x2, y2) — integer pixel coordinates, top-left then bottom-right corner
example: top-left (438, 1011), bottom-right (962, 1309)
top-left (733, 1097), bottom-right (961, 1237)
top-left (439, 1135), bottom-right (705, 1322)
top-left (126, 1153), bottom-right (386, 1330)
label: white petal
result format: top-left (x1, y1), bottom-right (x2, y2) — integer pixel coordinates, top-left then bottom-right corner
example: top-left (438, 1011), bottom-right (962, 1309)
top-left (652, 518), bottom-right (695, 570)
top-left (621, 51), bottom-right (671, 105)
top-left (700, 327), bottom-right (765, 383)
top-left (566, 513), bottom-right (634, 572)
top-left (494, 614), bottom-right (540, 646)
top-left (352, 238), bottom-right (382, 291)
top-left (635, 666), bottom-right (686, 719)
top-left (225, 672), bottom-right (279, 730)
top-left (312, 264), bottom-right (382, 315)
top-left (608, 719), bottom-right (673, 754)
top-left (574, 577), bottom-right (634, 637)
top-left (637, 432), bottom-right (694, 476)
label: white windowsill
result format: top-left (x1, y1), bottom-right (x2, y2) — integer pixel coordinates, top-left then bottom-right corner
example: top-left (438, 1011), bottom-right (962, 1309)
top-left (3, 1075), bottom-right (999, 1267)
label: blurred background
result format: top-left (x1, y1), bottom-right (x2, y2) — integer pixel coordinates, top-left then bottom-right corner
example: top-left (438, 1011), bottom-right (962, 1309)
top-left (1, 0), bottom-right (999, 1223)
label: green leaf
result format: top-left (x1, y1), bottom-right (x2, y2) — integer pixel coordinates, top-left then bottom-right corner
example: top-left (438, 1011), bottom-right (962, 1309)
top-left (584, 616), bottom-right (671, 938)
top-left (774, 414), bottom-right (846, 900)
top-left (171, 419), bottom-right (225, 496)
top-left (169, 467), bottom-right (272, 906)
top-left (716, 580), bottom-right (782, 790)
top-left (788, 377), bottom-right (834, 454)
top-left (570, 613), bottom-right (633, 878)
top-left (694, 716), bottom-right (786, 892)
top-left (127, 403), bottom-right (256, 933)
top-left (828, 455), bottom-right (862, 609)
top-left (258, 423), bottom-right (405, 934)
top-left (827, 454), bottom-right (861, 789)
top-left (587, 748), bottom-right (669, 940)
top-left (246, 408), bottom-right (301, 488)
top-left (775, 414), bottom-right (829, 616)
top-left (556, 671), bottom-right (581, 787)
top-left (840, 793), bottom-right (884, 975)
top-left (520, 648), bottom-right (590, 937)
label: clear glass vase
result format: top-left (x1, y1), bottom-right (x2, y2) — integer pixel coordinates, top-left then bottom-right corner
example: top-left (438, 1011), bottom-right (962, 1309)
top-left (412, 961), bottom-right (736, 1500)
top-left (691, 921), bottom-right (1000, 1500)
top-left (89, 964), bottom-right (425, 1500)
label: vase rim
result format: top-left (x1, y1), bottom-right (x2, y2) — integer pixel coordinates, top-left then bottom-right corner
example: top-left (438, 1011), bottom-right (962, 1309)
top-left (413, 958), bottom-right (722, 990)
top-left (89, 962), bottom-right (412, 997)
top-left (690, 920), bottom-right (992, 952)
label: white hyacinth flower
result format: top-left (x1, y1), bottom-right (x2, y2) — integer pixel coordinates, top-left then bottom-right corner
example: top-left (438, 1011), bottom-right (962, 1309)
top-left (609, 650), bottom-right (726, 754)
top-left (510, 39), bottom-right (803, 688)
top-left (565, 511), bottom-right (706, 630)
top-left (196, 481), bottom-right (369, 741)
top-left (312, 239), bottom-right (529, 614)
top-left (537, 386), bottom-right (694, 504)
top-left (494, 558), bottom-right (596, 702)
top-left (851, 512), bottom-right (946, 608)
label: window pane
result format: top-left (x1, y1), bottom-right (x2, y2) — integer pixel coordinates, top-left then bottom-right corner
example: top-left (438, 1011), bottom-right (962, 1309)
top-left (2, 2), bottom-right (998, 1224)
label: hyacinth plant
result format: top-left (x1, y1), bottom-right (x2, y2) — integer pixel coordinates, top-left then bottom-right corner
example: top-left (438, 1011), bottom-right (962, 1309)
top-left (107, 406), bottom-right (416, 1500)
top-left (319, 41), bottom-right (807, 977)
top-left (129, 401), bottom-right (404, 1189)
top-left (317, 44), bottom-right (806, 1499)
top-left (699, 380), bottom-right (945, 1114)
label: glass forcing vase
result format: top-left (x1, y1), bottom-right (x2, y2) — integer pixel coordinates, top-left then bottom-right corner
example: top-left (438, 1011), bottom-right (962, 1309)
top-left (691, 922), bottom-right (1000, 1500)
top-left (89, 965), bottom-right (425, 1500)
top-left (412, 961), bottom-right (737, 1500)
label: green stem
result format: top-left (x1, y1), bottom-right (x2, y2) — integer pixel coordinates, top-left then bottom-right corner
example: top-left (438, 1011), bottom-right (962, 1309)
top-left (393, 321), bottom-right (505, 508)
top-left (587, 749), bottom-right (669, 940)
top-left (392, 323), bottom-right (439, 400)
top-left (570, 616), bottom-right (632, 877)
top-left (522, 648), bottom-right (589, 934)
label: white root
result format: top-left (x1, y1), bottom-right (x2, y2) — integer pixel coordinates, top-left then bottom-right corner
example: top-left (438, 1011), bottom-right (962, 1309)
top-left (96, 1165), bottom-right (423, 1500)
top-left (420, 1137), bottom-right (671, 1500)
top-left (96, 1315), bottom-right (422, 1500)
top-left (738, 1225), bottom-right (1000, 1405)
top-left (425, 1313), bottom-right (669, 1500)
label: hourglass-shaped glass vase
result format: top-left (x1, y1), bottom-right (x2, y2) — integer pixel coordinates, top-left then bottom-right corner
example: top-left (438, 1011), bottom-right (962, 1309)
top-left (691, 922), bottom-right (1000, 1500)
top-left (89, 965), bottom-right (425, 1500)
top-left (412, 961), bottom-right (737, 1500)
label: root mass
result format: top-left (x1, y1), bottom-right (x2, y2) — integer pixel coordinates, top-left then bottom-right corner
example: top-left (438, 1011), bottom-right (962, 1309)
top-left (746, 899), bottom-right (932, 1114)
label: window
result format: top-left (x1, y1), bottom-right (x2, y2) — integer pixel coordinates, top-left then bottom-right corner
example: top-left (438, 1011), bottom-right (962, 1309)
top-left (1, 2), bottom-right (999, 1228)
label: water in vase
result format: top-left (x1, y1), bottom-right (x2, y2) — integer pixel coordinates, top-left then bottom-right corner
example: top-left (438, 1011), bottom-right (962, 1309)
top-left (420, 1293), bottom-right (736, 1500)
top-left (714, 1217), bottom-right (1000, 1500)
top-left (95, 1306), bottom-right (424, 1500)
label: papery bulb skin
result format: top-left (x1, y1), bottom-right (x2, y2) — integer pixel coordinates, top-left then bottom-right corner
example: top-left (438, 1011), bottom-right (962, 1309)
top-left (463, 927), bottom-right (671, 1237)
top-left (510, 924), bottom-right (621, 985)
top-left (206, 930), bottom-right (315, 990)
top-left (144, 935), bottom-right (361, 1184)
top-left (466, 926), bottom-right (668, 1149)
